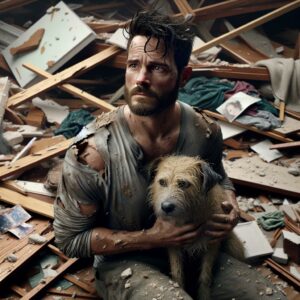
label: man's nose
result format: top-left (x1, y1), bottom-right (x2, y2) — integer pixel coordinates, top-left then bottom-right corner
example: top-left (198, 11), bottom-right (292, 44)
top-left (136, 67), bottom-right (150, 87)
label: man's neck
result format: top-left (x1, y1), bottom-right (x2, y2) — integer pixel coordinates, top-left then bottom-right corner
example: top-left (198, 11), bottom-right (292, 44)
top-left (124, 103), bottom-right (181, 160)
top-left (124, 103), bottom-right (180, 141)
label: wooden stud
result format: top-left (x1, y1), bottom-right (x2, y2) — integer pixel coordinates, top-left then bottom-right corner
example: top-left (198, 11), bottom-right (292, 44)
top-left (7, 45), bottom-right (120, 108)
top-left (23, 63), bottom-right (116, 112)
top-left (0, 187), bottom-right (54, 218)
top-left (0, 138), bottom-right (73, 180)
top-left (193, 1), bottom-right (300, 54)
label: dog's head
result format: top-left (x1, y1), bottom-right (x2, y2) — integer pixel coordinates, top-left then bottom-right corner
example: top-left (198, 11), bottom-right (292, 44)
top-left (148, 156), bottom-right (222, 224)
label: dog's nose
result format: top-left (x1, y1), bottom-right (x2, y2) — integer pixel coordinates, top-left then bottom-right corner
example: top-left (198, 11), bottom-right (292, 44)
top-left (161, 201), bottom-right (175, 214)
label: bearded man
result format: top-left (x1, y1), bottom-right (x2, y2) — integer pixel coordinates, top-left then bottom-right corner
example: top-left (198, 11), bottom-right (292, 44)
top-left (54, 10), bottom-right (286, 300)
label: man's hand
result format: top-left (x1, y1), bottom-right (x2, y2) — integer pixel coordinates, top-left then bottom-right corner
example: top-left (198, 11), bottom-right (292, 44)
top-left (203, 201), bottom-right (240, 243)
top-left (145, 218), bottom-right (203, 248)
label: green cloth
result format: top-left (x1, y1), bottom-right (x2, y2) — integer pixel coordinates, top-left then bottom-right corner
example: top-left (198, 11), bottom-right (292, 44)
top-left (179, 76), bottom-right (233, 111)
top-left (54, 109), bottom-right (95, 139)
top-left (257, 210), bottom-right (285, 231)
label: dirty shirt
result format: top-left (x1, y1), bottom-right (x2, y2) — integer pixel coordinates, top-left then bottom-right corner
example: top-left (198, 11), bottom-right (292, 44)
top-left (53, 101), bottom-right (234, 267)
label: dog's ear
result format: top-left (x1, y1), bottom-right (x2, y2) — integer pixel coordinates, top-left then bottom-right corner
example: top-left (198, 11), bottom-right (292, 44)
top-left (147, 157), bottom-right (164, 181)
top-left (199, 160), bottom-right (222, 193)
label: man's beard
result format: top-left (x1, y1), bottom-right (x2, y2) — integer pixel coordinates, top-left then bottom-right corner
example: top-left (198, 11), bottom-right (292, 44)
top-left (124, 84), bottom-right (179, 116)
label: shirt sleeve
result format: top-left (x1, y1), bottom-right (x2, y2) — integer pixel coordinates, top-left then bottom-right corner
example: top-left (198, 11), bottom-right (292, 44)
top-left (53, 147), bottom-right (106, 258)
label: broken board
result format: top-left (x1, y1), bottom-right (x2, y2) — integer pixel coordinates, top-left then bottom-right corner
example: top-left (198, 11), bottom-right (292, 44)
top-left (2, 1), bottom-right (96, 87)
top-left (223, 155), bottom-right (300, 198)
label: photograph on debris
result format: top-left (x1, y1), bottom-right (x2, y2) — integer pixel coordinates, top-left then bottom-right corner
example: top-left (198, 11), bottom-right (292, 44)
top-left (0, 1), bottom-right (299, 299)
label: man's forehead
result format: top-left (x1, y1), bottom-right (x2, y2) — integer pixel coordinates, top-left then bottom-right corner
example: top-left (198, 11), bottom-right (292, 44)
top-left (128, 35), bottom-right (174, 62)
top-left (129, 36), bottom-right (167, 54)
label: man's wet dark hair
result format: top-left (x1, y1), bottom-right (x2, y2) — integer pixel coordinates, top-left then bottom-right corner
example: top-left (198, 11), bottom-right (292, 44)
top-left (126, 10), bottom-right (195, 73)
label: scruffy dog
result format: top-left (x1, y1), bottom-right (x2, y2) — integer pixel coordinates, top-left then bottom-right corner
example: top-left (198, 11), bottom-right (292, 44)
top-left (149, 155), bottom-right (244, 300)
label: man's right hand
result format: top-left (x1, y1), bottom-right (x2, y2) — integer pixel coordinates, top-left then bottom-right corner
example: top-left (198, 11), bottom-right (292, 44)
top-left (145, 218), bottom-right (203, 248)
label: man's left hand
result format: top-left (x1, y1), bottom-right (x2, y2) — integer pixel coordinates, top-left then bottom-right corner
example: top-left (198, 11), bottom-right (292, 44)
top-left (203, 201), bottom-right (240, 243)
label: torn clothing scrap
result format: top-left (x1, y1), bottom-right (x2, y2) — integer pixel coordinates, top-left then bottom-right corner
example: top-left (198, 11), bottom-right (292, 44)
top-left (256, 58), bottom-right (300, 112)
top-left (54, 109), bottom-right (95, 138)
top-left (257, 210), bottom-right (285, 231)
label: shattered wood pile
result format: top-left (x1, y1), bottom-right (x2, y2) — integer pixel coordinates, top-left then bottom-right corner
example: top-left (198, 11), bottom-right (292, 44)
top-left (0, 0), bottom-right (300, 299)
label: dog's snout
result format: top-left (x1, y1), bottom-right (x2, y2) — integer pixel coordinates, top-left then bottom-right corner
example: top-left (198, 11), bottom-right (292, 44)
top-left (161, 201), bottom-right (175, 214)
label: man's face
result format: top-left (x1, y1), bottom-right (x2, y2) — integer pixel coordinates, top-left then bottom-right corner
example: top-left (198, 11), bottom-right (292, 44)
top-left (125, 35), bottom-right (179, 116)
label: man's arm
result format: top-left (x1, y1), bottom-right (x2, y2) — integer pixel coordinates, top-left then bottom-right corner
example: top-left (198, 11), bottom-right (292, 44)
top-left (54, 137), bottom-right (202, 258)
top-left (89, 217), bottom-right (200, 255)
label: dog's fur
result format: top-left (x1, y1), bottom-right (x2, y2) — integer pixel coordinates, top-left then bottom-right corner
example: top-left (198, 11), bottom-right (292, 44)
top-left (149, 155), bottom-right (244, 300)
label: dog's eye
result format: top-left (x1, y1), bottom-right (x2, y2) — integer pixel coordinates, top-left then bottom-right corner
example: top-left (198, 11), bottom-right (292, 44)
top-left (177, 180), bottom-right (190, 189)
top-left (158, 178), bottom-right (167, 187)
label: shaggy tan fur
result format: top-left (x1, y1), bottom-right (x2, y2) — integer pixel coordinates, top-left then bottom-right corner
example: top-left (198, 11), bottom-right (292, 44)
top-left (149, 156), bottom-right (244, 300)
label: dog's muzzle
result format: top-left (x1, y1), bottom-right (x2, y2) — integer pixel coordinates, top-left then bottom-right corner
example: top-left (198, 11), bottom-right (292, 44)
top-left (161, 200), bottom-right (176, 214)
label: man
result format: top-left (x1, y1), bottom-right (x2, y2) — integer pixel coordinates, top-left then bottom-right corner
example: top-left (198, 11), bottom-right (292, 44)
top-left (54, 11), bottom-right (286, 300)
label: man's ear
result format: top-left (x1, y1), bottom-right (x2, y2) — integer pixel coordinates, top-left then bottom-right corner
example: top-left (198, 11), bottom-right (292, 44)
top-left (179, 66), bottom-right (192, 87)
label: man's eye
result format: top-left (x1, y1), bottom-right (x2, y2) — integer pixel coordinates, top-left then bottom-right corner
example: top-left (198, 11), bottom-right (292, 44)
top-left (177, 180), bottom-right (190, 189)
top-left (151, 65), bottom-right (165, 72)
top-left (158, 178), bottom-right (167, 187)
top-left (128, 63), bottom-right (138, 69)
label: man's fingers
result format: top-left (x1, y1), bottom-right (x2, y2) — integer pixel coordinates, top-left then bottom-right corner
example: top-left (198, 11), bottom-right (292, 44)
top-left (211, 213), bottom-right (236, 225)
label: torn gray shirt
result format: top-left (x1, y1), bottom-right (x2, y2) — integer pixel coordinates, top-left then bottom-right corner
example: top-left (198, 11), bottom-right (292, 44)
top-left (53, 101), bottom-right (234, 265)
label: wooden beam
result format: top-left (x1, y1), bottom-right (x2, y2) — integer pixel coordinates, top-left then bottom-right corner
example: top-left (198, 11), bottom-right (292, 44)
top-left (0, 138), bottom-right (73, 180)
top-left (23, 63), bottom-right (116, 112)
top-left (265, 258), bottom-right (300, 290)
top-left (191, 64), bottom-right (270, 81)
top-left (21, 256), bottom-right (78, 300)
top-left (269, 141), bottom-right (300, 150)
top-left (0, 222), bottom-right (54, 282)
top-left (0, 0), bottom-right (38, 12)
top-left (203, 110), bottom-right (294, 143)
top-left (7, 45), bottom-right (120, 108)
top-left (174, 0), bottom-right (194, 16)
top-left (0, 187), bottom-right (54, 218)
top-left (193, 0), bottom-right (300, 54)
top-left (223, 155), bottom-right (300, 198)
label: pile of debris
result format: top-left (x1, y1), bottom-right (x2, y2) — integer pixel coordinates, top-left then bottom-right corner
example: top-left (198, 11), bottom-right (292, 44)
top-left (0, 0), bottom-right (299, 299)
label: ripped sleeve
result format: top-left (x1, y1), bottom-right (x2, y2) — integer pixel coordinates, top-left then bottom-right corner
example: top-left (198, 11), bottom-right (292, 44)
top-left (53, 148), bottom-right (106, 258)
top-left (206, 123), bottom-right (235, 192)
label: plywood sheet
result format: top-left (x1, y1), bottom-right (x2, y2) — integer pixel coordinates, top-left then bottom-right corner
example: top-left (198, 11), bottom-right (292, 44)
top-left (2, 1), bottom-right (96, 87)
top-left (224, 155), bottom-right (300, 197)
top-left (275, 116), bottom-right (300, 136)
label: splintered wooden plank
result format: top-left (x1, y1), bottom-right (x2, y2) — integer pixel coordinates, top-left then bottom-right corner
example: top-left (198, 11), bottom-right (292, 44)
top-left (174, 0), bottom-right (193, 15)
top-left (203, 110), bottom-right (293, 143)
top-left (269, 141), bottom-right (300, 150)
top-left (223, 155), bottom-right (300, 198)
top-left (0, 187), bottom-right (54, 218)
top-left (23, 63), bottom-right (116, 112)
top-left (0, 220), bottom-right (53, 282)
top-left (191, 64), bottom-right (270, 81)
top-left (21, 256), bottom-right (78, 300)
top-left (193, 0), bottom-right (300, 54)
top-left (0, 0), bottom-right (38, 12)
top-left (7, 45), bottom-right (120, 108)
top-left (0, 138), bottom-right (73, 180)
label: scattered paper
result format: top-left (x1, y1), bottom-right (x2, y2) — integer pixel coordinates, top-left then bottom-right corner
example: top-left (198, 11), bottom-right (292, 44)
top-left (32, 97), bottom-right (69, 124)
top-left (218, 120), bottom-right (246, 140)
top-left (250, 139), bottom-right (283, 162)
